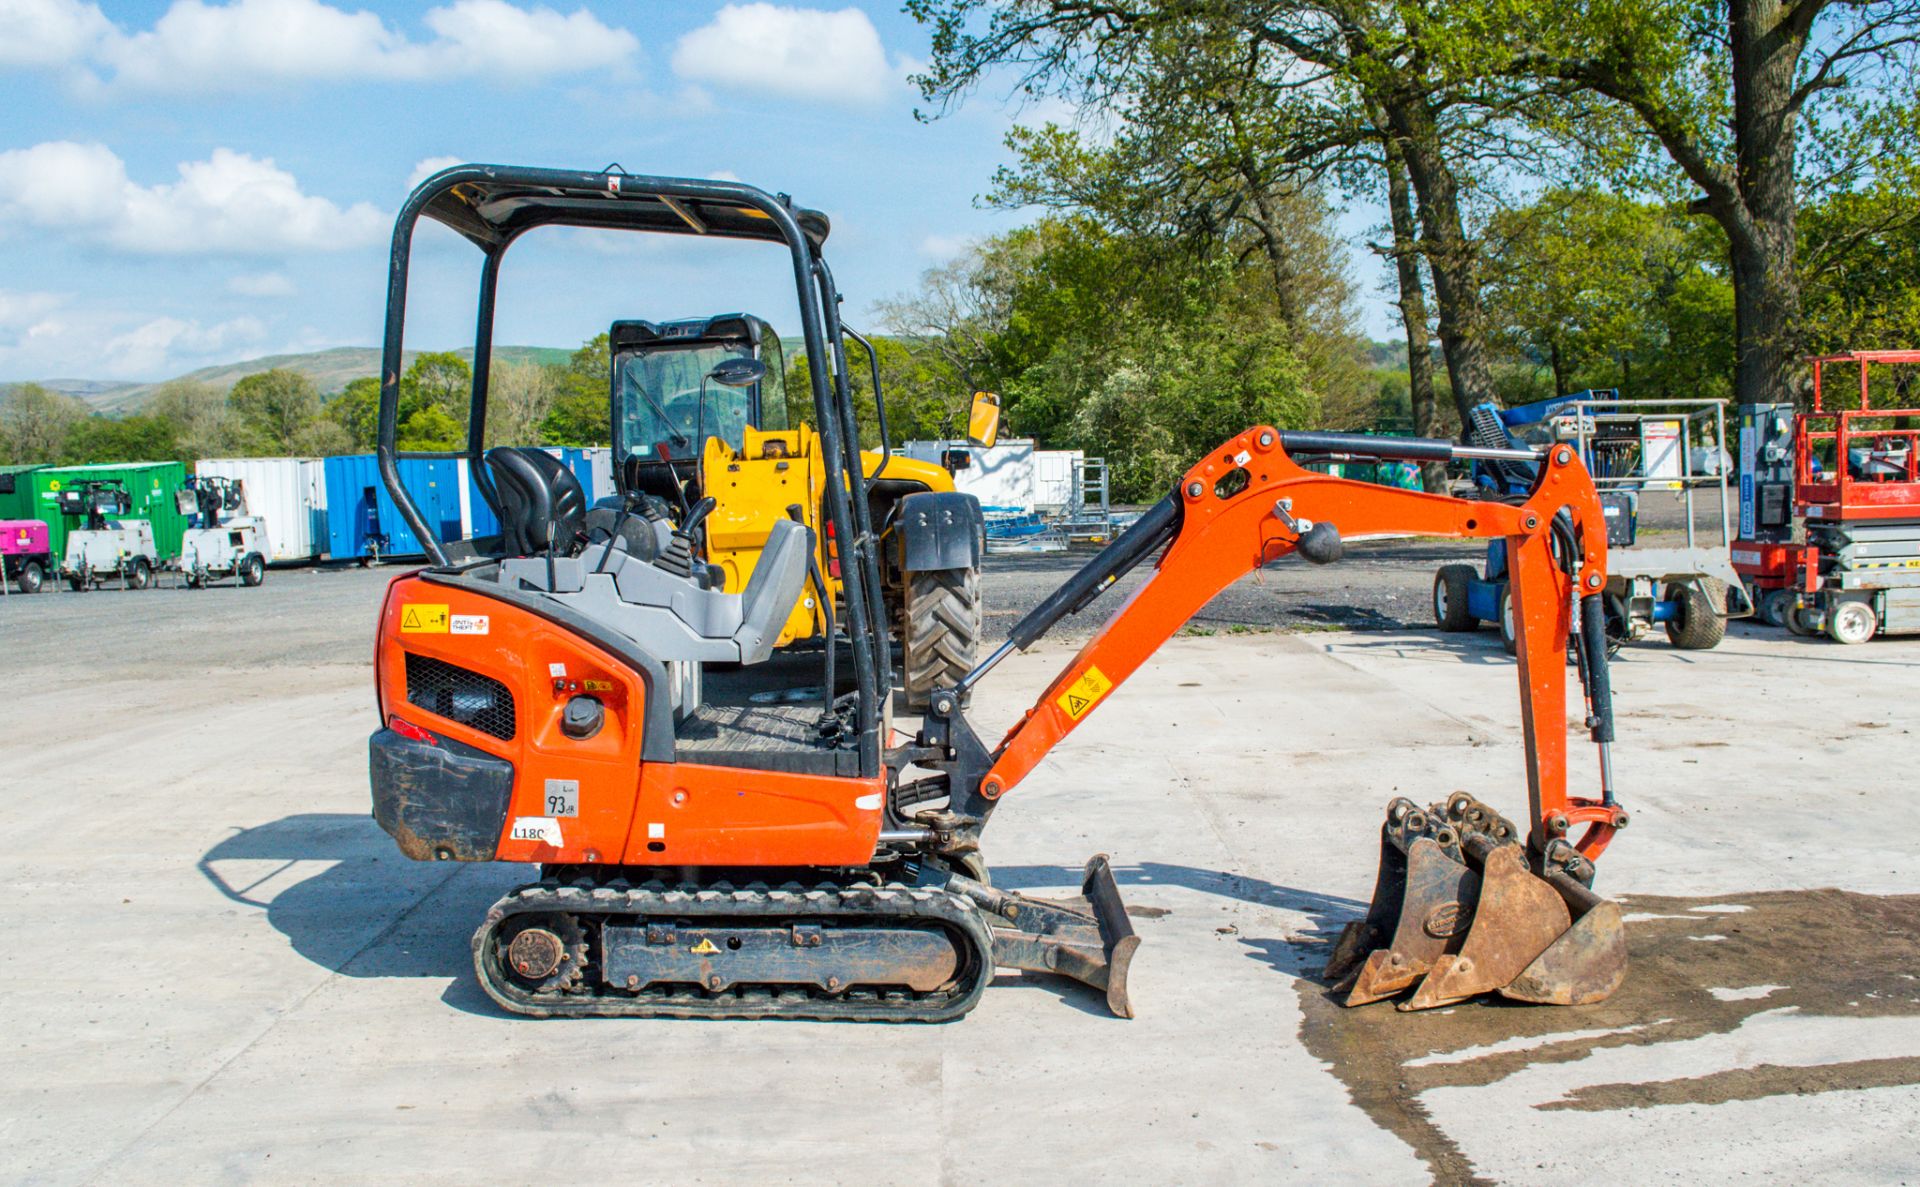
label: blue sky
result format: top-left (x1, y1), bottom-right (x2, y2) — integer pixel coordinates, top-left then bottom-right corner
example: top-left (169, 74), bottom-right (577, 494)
top-left (0, 0), bottom-right (1394, 383)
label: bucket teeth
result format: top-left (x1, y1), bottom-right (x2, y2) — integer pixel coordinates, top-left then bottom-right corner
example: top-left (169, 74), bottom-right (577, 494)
top-left (1331, 796), bottom-right (1626, 1011)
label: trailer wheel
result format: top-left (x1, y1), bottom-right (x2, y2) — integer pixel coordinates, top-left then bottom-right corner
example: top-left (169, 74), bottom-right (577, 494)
top-left (17, 560), bottom-right (44, 595)
top-left (1826, 600), bottom-right (1877, 645)
top-left (127, 558), bottom-right (154, 591)
top-left (67, 570), bottom-right (88, 592)
top-left (1434, 564), bottom-right (1477, 631)
top-left (185, 570), bottom-right (205, 590)
top-left (901, 565), bottom-right (980, 712)
top-left (1496, 585), bottom-right (1517, 655)
top-left (1758, 587), bottom-right (1792, 629)
top-left (240, 553), bottom-right (267, 587)
top-left (1664, 579), bottom-right (1725, 650)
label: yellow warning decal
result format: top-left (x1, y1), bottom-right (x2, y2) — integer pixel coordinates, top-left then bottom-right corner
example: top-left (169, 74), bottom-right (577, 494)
top-left (1056, 665), bottom-right (1113, 721)
top-left (690, 938), bottom-right (719, 955)
top-left (400, 604), bottom-right (449, 633)
top-left (583, 679), bottom-right (613, 692)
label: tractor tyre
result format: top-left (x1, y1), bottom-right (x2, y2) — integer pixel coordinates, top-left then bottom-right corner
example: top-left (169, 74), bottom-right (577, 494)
top-left (1758, 587), bottom-right (1792, 629)
top-left (1496, 585), bottom-right (1517, 656)
top-left (1433, 564), bottom-right (1477, 632)
top-left (1826, 600), bottom-right (1877, 645)
top-left (1665, 579), bottom-right (1725, 650)
top-left (240, 553), bottom-right (267, 587)
top-left (127, 558), bottom-right (153, 590)
top-left (17, 560), bottom-right (44, 595)
top-left (900, 565), bottom-right (980, 713)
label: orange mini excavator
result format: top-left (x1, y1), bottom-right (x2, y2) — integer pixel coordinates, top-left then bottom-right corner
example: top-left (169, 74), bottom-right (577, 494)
top-left (367, 165), bottom-right (1629, 1020)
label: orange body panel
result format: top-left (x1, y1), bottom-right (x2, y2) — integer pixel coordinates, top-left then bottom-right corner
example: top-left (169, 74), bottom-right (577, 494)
top-left (981, 428), bottom-right (1621, 860)
top-left (375, 574), bottom-right (882, 867)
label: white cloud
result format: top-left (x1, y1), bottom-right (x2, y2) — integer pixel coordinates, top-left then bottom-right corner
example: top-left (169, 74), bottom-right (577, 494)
top-left (672, 4), bottom-right (906, 105)
top-left (4, 0), bottom-right (638, 90)
top-left (228, 271), bottom-right (295, 297)
top-left (0, 0), bottom-right (113, 66)
top-left (103, 315), bottom-right (267, 376)
top-left (408, 155), bottom-right (466, 191)
top-left (919, 233), bottom-right (971, 260)
top-left (0, 295), bottom-right (270, 380)
top-left (0, 141), bottom-right (388, 254)
top-left (0, 288), bottom-right (66, 330)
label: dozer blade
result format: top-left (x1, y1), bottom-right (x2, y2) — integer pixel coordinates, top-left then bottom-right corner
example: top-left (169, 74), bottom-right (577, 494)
top-left (949, 853), bottom-right (1139, 1018)
top-left (1499, 866), bottom-right (1628, 1005)
top-left (1401, 838), bottom-right (1572, 1011)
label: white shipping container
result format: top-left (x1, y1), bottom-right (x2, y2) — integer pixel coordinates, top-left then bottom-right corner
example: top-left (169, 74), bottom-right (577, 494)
top-left (1032, 449), bottom-right (1084, 510)
top-left (195, 457), bottom-right (328, 562)
top-left (903, 438), bottom-right (1039, 511)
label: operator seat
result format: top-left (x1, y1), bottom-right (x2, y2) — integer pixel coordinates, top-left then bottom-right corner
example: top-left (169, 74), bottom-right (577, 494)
top-left (487, 447), bottom-right (587, 555)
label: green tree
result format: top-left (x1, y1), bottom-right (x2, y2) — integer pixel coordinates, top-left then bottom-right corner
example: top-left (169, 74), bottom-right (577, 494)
top-left (59, 414), bottom-right (180, 465)
top-left (400, 351), bottom-right (472, 418)
top-left (539, 334), bottom-right (611, 446)
top-left (147, 379), bottom-right (235, 461)
top-left (1493, 0), bottom-right (1920, 403)
top-left (326, 377), bottom-right (382, 451)
top-left (1482, 190), bottom-right (1735, 399)
top-left (0, 382), bottom-right (86, 464)
top-left (229, 368), bottom-right (322, 454)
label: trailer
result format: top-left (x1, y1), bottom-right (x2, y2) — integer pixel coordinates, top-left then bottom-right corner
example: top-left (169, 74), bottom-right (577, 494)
top-left (1439, 395), bottom-right (1749, 652)
top-left (1779, 351), bottom-right (1920, 643)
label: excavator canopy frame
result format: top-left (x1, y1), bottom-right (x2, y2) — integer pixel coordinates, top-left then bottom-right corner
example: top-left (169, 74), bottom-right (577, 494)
top-left (374, 164), bottom-right (890, 778)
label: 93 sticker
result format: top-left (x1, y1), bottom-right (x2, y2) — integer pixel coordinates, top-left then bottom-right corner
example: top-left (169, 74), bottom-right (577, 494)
top-left (544, 779), bottom-right (580, 818)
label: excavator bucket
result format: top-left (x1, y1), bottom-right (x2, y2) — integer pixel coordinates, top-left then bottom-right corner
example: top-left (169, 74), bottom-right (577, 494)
top-left (1327, 795), bottom-right (1626, 1010)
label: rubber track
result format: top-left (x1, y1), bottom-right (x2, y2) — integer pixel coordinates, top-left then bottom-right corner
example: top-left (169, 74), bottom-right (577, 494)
top-left (901, 566), bottom-right (980, 709)
top-left (473, 878), bottom-right (995, 1022)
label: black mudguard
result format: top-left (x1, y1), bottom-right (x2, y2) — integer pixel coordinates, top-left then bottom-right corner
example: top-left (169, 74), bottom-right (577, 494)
top-left (369, 727), bottom-right (514, 861)
top-left (893, 490), bottom-right (984, 572)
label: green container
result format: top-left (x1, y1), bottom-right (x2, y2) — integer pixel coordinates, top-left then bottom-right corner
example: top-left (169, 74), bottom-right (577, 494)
top-left (0, 464), bottom-right (47, 523)
top-left (28, 461), bottom-right (189, 561)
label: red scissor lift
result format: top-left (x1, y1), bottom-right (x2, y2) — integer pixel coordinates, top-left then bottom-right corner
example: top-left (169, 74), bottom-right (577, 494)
top-left (1780, 351), bottom-right (1920, 642)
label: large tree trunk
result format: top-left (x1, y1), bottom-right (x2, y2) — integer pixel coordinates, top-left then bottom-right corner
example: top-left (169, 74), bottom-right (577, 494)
top-left (1727, 0), bottom-right (1807, 406)
top-left (1383, 143), bottom-right (1444, 491)
top-left (1381, 97), bottom-right (1496, 431)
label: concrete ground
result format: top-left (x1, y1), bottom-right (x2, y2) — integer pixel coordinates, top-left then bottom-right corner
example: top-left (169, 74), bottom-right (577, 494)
top-left (4, 561), bottom-right (1919, 1185)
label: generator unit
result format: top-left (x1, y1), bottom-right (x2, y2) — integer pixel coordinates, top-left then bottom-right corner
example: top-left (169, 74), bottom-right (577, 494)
top-left (177, 475), bottom-right (272, 589)
top-left (2, 518), bottom-right (52, 594)
top-left (57, 481), bottom-right (160, 591)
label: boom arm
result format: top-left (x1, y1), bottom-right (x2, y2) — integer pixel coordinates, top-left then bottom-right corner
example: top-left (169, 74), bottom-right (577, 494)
top-left (917, 426), bottom-right (1624, 862)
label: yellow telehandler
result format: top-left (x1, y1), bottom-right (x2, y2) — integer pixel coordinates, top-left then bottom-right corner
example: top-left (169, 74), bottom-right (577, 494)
top-left (606, 314), bottom-right (990, 708)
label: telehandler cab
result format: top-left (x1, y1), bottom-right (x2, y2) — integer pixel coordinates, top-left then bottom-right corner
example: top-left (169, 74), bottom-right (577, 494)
top-left (368, 164), bottom-right (1630, 1020)
top-left (608, 313), bottom-right (984, 708)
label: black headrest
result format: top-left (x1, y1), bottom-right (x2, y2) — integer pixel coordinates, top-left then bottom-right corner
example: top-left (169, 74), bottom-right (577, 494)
top-left (486, 447), bottom-right (587, 556)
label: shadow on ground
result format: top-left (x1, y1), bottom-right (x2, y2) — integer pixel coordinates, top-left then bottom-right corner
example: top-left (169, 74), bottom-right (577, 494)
top-left (1285, 887), bottom-right (1920, 1184)
top-left (200, 813), bottom-right (1364, 1018)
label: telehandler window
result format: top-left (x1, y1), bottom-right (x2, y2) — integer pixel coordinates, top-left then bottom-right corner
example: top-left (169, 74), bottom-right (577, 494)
top-left (617, 342), bottom-right (755, 457)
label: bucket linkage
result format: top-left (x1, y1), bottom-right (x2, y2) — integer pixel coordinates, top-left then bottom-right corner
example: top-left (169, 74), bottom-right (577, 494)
top-left (1324, 793), bottom-right (1626, 1010)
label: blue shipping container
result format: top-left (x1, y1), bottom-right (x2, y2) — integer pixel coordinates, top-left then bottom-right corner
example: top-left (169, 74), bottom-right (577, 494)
top-left (465, 447), bottom-right (601, 539)
top-left (323, 454), bottom-right (466, 560)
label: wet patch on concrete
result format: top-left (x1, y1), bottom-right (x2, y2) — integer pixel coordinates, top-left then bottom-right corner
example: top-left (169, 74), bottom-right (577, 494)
top-left (1287, 888), bottom-right (1920, 1184)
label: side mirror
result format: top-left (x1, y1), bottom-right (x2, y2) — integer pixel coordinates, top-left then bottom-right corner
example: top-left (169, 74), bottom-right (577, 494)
top-left (709, 358), bottom-right (766, 388)
top-left (967, 391), bottom-right (1001, 448)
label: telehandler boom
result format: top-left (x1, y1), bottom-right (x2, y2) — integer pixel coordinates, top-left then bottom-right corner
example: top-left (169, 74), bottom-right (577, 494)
top-left (366, 165), bottom-right (1629, 1020)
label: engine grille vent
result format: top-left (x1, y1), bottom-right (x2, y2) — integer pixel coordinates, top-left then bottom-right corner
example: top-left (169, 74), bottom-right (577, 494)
top-left (404, 652), bottom-right (516, 741)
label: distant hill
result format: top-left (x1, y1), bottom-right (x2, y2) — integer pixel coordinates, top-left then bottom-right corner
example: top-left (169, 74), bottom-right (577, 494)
top-left (24, 345), bottom-right (572, 416)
